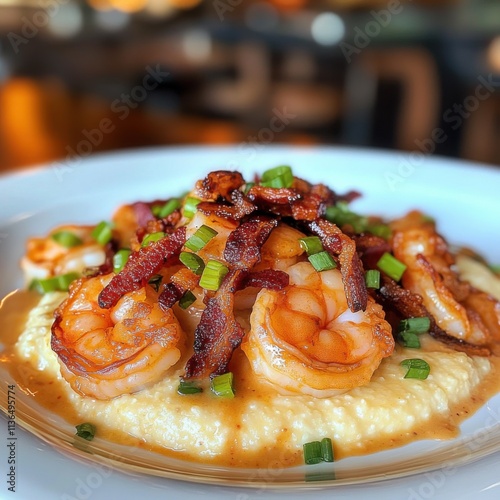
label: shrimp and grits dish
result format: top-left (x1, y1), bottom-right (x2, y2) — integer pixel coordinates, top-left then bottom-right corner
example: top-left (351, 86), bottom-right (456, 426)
top-left (5, 166), bottom-right (500, 469)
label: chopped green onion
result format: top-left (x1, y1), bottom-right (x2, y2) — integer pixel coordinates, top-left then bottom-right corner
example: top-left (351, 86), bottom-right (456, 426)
top-left (398, 331), bottom-right (421, 349)
top-left (321, 438), bottom-right (334, 463)
top-left (303, 441), bottom-right (323, 465)
top-left (211, 372), bottom-right (235, 398)
top-left (51, 230), bottom-right (83, 248)
top-left (157, 199), bottom-right (181, 218)
top-left (183, 197), bottom-right (201, 218)
top-left (489, 263), bottom-right (500, 274)
top-left (305, 471), bottom-right (337, 482)
top-left (185, 225), bottom-right (218, 252)
top-left (325, 202), bottom-right (368, 234)
top-left (199, 260), bottom-right (229, 291)
top-left (397, 317), bottom-right (431, 349)
top-left (177, 380), bottom-right (203, 395)
top-left (299, 236), bottom-right (323, 256)
top-left (377, 252), bottom-right (407, 281)
top-left (399, 317), bottom-right (431, 335)
top-left (141, 232), bottom-right (166, 247)
top-left (29, 277), bottom-right (59, 294)
top-left (308, 251), bottom-right (337, 272)
top-left (367, 223), bottom-right (392, 240)
top-left (400, 359), bottom-right (430, 380)
top-left (148, 274), bottom-right (163, 292)
top-left (57, 272), bottom-right (80, 291)
top-left (365, 269), bottom-right (381, 289)
top-left (91, 221), bottom-right (114, 246)
top-left (179, 290), bottom-right (197, 310)
top-left (179, 252), bottom-right (205, 275)
top-left (30, 272), bottom-right (80, 294)
top-left (303, 438), bottom-right (335, 465)
top-left (260, 165), bottom-right (294, 188)
top-left (113, 249), bottom-right (131, 273)
top-left (75, 422), bottom-right (96, 441)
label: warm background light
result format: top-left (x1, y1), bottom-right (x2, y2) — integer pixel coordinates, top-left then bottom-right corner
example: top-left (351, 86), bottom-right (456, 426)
top-left (110, 0), bottom-right (148, 14)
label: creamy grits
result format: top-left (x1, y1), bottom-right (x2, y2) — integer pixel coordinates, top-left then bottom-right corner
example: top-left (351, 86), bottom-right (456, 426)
top-left (7, 289), bottom-right (497, 468)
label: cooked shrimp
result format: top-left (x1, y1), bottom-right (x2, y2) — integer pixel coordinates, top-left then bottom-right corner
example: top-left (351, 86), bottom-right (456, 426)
top-left (51, 273), bottom-right (184, 400)
top-left (392, 226), bottom-right (500, 346)
top-left (255, 223), bottom-right (306, 272)
top-left (21, 225), bottom-right (106, 282)
top-left (185, 211), bottom-right (238, 262)
top-left (242, 262), bottom-right (394, 398)
top-left (112, 204), bottom-right (141, 248)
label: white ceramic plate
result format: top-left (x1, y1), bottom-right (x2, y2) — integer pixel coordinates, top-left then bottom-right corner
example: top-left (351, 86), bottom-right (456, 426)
top-left (1, 146), bottom-right (500, 499)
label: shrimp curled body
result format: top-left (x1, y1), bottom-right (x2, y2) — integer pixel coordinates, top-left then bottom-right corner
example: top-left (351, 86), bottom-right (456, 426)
top-left (242, 262), bottom-right (394, 398)
top-left (51, 274), bottom-right (184, 400)
top-left (392, 226), bottom-right (500, 347)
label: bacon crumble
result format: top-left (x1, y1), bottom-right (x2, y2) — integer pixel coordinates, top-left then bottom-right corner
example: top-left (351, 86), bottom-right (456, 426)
top-left (98, 227), bottom-right (186, 309)
top-left (308, 219), bottom-right (368, 313)
top-left (184, 217), bottom-right (284, 379)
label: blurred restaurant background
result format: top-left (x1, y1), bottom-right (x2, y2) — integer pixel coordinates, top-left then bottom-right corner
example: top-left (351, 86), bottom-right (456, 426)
top-left (0, 0), bottom-right (499, 172)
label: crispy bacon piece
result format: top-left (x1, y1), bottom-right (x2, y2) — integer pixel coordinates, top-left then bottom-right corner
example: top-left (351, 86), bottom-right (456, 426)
top-left (290, 181), bottom-right (335, 221)
top-left (184, 216), bottom-right (280, 379)
top-left (290, 192), bottom-right (326, 221)
top-left (247, 181), bottom-right (356, 222)
top-left (308, 219), bottom-right (368, 312)
top-left (158, 283), bottom-right (184, 312)
top-left (184, 270), bottom-right (246, 379)
top-left (224, 217), bottom-right (278, 269)
top-left (195, 170), bottom-right (246, 201)
top-left (377, 276), bottom-right (490, 356)
top-left (98, 227), bottom-right (186, 309)
top-left (184, 268), bottom-right (290, 380)
top-left (354, 234), bottom-right (391, 270)
top-left (197, 190), bottom-right (256, 221)
top-left (132, 202), bottom-right (156, 228)
top-left (158, 268), bottom-right (200, 312)
top-left (247, 185), bottom-right (301, 217)
top-left (241, 269), bottom-right (289, 290)
top-left (195, 173), bottom-right (360, 223)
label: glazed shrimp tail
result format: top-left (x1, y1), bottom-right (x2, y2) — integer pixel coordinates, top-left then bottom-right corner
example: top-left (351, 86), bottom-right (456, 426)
top-left (242, 262), bottom-right (394, 398)
top-left (308, 218), bottom-right (367, 312)
top-left (51, 273), bottom-right (184, 400)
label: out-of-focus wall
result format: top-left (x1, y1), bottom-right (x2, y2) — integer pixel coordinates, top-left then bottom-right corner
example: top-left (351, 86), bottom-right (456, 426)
top-left (0, 0), bottom-right (499, 172)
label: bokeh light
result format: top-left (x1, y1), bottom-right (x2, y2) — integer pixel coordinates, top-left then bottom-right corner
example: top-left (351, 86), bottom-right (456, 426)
top-left (311, 12), bottom-right (345, 46)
